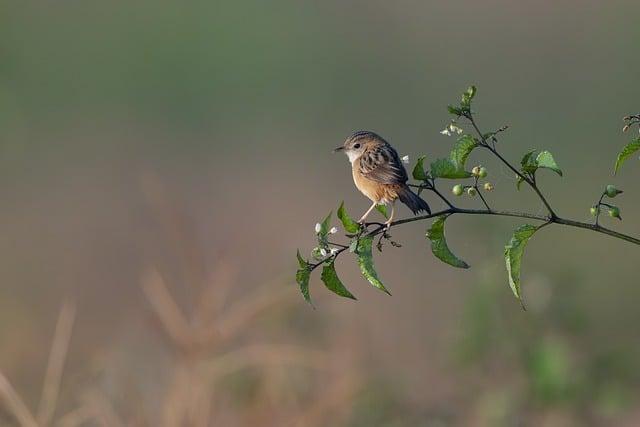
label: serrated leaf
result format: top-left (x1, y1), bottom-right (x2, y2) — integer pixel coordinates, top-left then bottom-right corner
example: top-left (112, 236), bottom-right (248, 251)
top-left (337, 202), bottom-right (360, 233)
top-left (450, 135), bottom-right (478, 170)
top-left (296, 250), bottom-right (312, 304)
top-left (375, 204), bottom-right (388, 219)
top-left (614, 138), bottom-right (640, 174)
top-left (536, 151), bottom-right (563, 176)
top-left (425, 216), bottom-right (469, 269)
top-left (321, 261), bottom-right (356, 300)
top-left (412, 155), bottom-right (427, 180)
top-left (355, 236), bottom-right (391, 295)
top-left (430, 158), bottom-right (472, 179)
top-left (504, 224), bottom-right (538, 306)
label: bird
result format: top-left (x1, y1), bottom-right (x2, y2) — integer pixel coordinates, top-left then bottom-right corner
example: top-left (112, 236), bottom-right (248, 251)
top-left (334, 131), bottom-right (431, 229)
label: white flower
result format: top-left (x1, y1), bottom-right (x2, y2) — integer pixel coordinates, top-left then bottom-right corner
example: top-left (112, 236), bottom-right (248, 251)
top-left (329, 226), bottom-right (338, 234)
top-left (320, 248), bottom-right (328, 257)
top-left (315, 223), bottom-right (322, 233)
top-left (450, 124), bottom-right (464, 134)
top-left (330, 248), bottom-right (339, 255)
top-left (401, 155), bottom-right (410, 164)
top-left (440, 128), bottom-right (452, 136)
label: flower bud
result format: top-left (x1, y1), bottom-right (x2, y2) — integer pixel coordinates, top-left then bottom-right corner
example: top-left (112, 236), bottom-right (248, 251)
top-left (605, 184), bottom-right (623, 198)
top-left (320, 248), bottom-right (328, 257)
top-left (315, 223), bottom-right (322, 233)
top-left (467, 187), bottom-right (477, 197)
top-left (329, 226), bottom-right (338, 234)
top-left (471, 166), bottom-right (481, 177)
top-left (478, 167), bottom-right (488, 178)
top-left (452, 184), bottom-right (464, 196)
top-left (608, 206), bottom-right (622, 220)
top-left (483, 182), bottom-right (494, 191)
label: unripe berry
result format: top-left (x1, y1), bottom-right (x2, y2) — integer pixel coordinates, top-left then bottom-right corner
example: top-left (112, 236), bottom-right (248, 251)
top-left (590, 206), bottom-right (598, 217)
top-left (452, 184), bottom-right (464, 196)
top-left (483, 182), bottom-right (494, 191)
top-left (467, 187), bottom-right (477, 197)
top-left (478, 167), bottom-right (488, 178)
top-left (471, 166), bottom-right (481, 177)
top-left (605, 184), bottom-right (623, 198)
top-left (608, 206), bottom-right (621, 220)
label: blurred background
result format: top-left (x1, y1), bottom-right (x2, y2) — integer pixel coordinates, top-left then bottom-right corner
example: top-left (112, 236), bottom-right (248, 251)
top-left (1, 0), bottom-right (640, 425)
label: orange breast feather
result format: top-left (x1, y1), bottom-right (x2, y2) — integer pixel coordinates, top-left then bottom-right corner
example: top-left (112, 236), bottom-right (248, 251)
top-left (352, 165), bottom-right (399, 204)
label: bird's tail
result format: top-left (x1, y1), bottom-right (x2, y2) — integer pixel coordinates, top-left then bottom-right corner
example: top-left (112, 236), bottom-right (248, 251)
top-left (397, 185), bottom-right (431, 215)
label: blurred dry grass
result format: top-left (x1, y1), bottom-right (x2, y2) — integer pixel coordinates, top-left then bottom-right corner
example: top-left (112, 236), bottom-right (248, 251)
top-left (0, 273), bottom-right (362, 427)
top-left (0, 177), bottom-right (364, 427)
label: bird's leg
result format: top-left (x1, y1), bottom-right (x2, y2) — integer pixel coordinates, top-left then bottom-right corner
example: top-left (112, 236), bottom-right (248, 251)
top-left (358, 201), bottom-right (378, 224)
top-left (384, 201), bottom-right (395, 231)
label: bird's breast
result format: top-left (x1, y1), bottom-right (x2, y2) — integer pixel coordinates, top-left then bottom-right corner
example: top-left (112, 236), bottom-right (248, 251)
top-left (352, 166), bottom-right (399, 204)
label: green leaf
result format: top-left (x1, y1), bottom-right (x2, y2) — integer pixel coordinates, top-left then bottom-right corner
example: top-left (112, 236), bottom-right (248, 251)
top-left (447, 105), bottom-right (462, 116)
top-left (430, 158), bottom-right (472, 179)
top-left (520, 149), bottom-right (538, 174)
top-left (321, 261), bottom-right (356, 300)
top-left (536, 151), bottom-right (563, 176)
top-left (355, 236), bottom-right (391, 295)
top-left (450, 135), bottom-right (478, 170)
top-left (614, 138), bottom-right (640, 174)
top-left (504, 224), bottom-right (538, 306)
top-left (296, 249), bottom-right (306, 268)
top-left (426, 216), bottom-right (469, 269)
top-left (519, 150), bottom-right (563, 177)
top-left (337, 202), bottom-right (360, 233)
top-left (319, 212), bottom-right (332, 236)
top-left (412, 155), bottom-right (427, 180)
top-left (296, 250), bottom-right (312, 304)
top-left (461, 85), bottom-right (477, 106)
top-left (375, 204), bottom-right (389, 219)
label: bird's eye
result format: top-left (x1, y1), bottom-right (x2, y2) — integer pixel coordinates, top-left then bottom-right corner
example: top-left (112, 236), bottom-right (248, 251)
top-left (353, 143), bottom-right (361, 149)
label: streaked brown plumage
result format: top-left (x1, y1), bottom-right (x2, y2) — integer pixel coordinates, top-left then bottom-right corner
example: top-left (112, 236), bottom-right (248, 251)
top-left (334, 131), bottom-right (431, 228)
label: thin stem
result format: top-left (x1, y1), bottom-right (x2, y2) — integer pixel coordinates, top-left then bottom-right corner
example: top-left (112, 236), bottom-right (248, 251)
top-left (594, 192), bottom-right (606, 226)
top-left (472, 176), bottom-right (491, 210)
top-left (309, 206), bottom-right (640, 273)
top-left (468, 116), bottom-right (557, 218)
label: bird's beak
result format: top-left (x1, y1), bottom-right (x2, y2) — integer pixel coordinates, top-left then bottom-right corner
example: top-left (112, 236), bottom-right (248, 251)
top-left (333, 146), bottom-right (344, 153)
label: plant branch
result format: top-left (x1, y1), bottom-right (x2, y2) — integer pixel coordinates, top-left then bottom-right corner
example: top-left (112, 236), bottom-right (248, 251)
top-left (468, 115), bottom-right (557, 218)
top-left (309, 206), bottom-right (640, 273)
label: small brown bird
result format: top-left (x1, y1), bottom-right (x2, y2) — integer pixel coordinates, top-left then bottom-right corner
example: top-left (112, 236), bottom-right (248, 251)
top-left (334, 131), bottom-right (431, 229)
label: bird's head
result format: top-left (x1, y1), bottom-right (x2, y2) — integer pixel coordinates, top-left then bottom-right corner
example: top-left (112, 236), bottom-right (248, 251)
top-left (334, 131), bottom-right (385, 164)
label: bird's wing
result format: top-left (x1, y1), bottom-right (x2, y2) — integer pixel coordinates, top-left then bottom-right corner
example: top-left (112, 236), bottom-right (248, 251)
top-left (358, 143), bottom-right (408, 184)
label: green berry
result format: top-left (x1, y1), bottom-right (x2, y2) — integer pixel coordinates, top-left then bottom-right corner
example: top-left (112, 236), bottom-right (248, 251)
top-left (478, 167), bottom-right (488, 178)
top-left (605, 184), bottom-right (623, 198)
top-left (590, 206), bottom-right (598, 217)
top-left (467, 187), bottom-right (477, 197)
top-left (452, 184), bottom-right (464, 196)
top-left (608, 206), bottom-right (621, 220)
